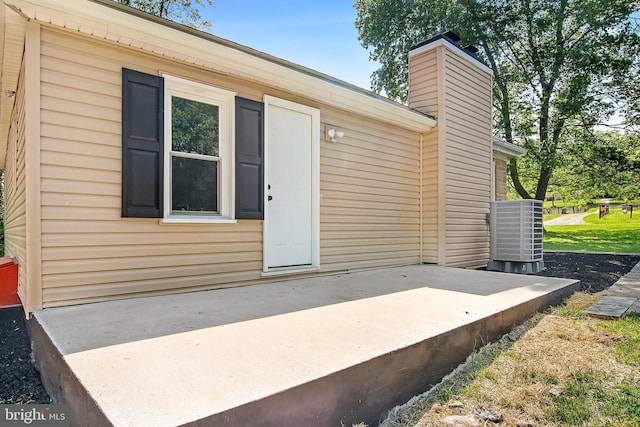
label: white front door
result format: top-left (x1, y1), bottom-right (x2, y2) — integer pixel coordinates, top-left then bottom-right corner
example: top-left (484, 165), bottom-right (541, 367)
top-left (264, 96), bottom-right (320, 271)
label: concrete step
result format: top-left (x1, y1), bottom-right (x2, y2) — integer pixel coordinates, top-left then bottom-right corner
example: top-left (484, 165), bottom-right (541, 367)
top-left (586, 296), bottom-right (639, 319)
top-left (589, 260), bottom-right (640, 319)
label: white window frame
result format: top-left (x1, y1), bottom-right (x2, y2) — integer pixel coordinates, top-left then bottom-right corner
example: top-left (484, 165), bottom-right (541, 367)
top-left (162, 74), bottom-right (236, 224)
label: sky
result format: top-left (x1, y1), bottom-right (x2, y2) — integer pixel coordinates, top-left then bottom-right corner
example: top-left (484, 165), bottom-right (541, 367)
top-left (199, 1), bottom-right (379, 90)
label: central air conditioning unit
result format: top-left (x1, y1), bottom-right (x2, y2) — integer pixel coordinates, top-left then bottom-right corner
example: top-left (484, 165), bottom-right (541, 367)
top-left (487, 199), bottom-right (544, 274)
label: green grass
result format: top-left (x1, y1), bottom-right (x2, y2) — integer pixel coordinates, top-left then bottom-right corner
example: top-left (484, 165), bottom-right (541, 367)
top-left (550, 370), bottom-right (600, 425)
top-left (600, 313), bottom-right (640, 366)
top-left (375, 296), bottom-right (640, 427)
top-left (548, 314), bottom-right (640, 426)
top-left (544, 208), bottom-right (640, 253)
top-left (546, 308), bottom-right (640, 426)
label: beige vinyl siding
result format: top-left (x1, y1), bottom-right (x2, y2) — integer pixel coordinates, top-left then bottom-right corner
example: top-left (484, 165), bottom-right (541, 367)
top-left (494, 158), bottom-right (507, 200)
top-left (408, 50), bottom-right (439, 114)
top-left (409, 42), bottom-right (492, 268)
top-left (442, 51), bottom-right (492, 268)
top-left (39, 29), bottom-right (263, 307)
top-left (38, 27), bottom-right (422, 307)
top-left (409, 49), bottom-right (440, 264)
top-left (421, 130), bottom-right (439, 263)
top-left (4, 58), bottom-right (28, 304)
top-left (320, 110), bottom-right (421, 271)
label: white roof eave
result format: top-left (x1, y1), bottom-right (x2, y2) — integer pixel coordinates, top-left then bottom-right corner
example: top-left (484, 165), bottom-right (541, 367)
top-left (492, 139), bottom-right (527, 159)
top-left (6, 0), bottom-right (436, 134)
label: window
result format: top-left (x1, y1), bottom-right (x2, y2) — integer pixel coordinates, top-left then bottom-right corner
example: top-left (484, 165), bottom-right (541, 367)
top-left (122, 68), bottom-right (264, 221)
top-left (163, 75), bottom-right (236, 222)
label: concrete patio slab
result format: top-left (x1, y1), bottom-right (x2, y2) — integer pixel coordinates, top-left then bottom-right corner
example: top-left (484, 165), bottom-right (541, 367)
top-left (28, 265), bottom-right (579, 427)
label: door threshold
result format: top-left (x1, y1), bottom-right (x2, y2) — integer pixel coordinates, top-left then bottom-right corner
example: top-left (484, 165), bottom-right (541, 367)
top-left (262, 266), bottom-right (320, 277)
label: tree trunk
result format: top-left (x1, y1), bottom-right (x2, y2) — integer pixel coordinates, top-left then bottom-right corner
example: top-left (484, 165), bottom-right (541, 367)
top-left (509, 159), bottom-right (532, 199)
top-left (535, 165), bottom-right (553, 201)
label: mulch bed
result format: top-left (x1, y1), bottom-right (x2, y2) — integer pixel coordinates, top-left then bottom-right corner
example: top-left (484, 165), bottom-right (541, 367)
top-left (1, 251), bottom-right (638, 405)
top-left (0, 307), bottom-right (50, 404)
top-left (534, 251), bottom-right (640, 293)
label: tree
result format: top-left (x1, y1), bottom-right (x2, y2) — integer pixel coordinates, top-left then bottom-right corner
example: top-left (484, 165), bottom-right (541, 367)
top-left (114, 0), bottom-right (215, 29)
top-left (557, 130), bottom-right (640, 201)
top-left (355, 0), bottom-right (640, 200)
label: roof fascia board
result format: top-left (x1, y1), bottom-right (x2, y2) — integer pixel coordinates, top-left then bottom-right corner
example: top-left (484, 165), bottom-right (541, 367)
top-left (492, 139), bottom-right (527, 159)
top-left (7, 0), bottom-right (436, 132)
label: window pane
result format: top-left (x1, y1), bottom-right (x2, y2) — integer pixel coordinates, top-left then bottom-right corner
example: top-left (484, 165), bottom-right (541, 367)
top-left (172, 96), bottom-right (219, 156)
top-left (171, 156), bottom-right (218, 213)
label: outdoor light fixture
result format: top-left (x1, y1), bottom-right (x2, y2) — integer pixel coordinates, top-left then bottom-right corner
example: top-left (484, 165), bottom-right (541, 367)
top-left (327, 128), bottom-right (345, 143)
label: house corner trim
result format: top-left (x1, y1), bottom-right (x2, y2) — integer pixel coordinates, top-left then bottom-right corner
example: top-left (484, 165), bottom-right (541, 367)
top-left (24, 21), bottom-right (42, 312)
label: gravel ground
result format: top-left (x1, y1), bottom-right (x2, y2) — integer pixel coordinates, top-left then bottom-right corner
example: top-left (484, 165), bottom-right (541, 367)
top-left (1, 251), bottom-right (639, 405)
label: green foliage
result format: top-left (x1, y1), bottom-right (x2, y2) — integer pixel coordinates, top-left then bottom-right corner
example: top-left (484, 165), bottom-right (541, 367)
top-left (549, 130), bottom-right (640, 201)
top-left (549, 315), bottom-right (640, 425)
top-left (355, 0), bottom-right (640, 201)
top-left (113, 0), bottom-right (215, 29)
top-left (170, 96), bottom-right (220, 213)
top-left (436, 383), bottom-right (455, 401)
top-left (548, 369), bottom-right (640, 426)
top-left (549, 293), bottom-right (598, 319)
top-left (171, 97), bottom-right (219, 156)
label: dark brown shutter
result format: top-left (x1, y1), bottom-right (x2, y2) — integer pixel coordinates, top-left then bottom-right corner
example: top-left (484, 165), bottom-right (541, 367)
top-left (235, 97), bottom-right (264, 220)
top-left (122, 68), bottom-right (164, 218)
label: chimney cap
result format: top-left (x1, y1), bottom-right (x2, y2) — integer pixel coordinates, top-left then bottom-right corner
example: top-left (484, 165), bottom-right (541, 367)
top-left (463, 45), bottom-right (479, 55)
top-left (410, 32), bottom-right (489, 69)
top-left (410, 32), bottom-right (463, 51)
top-left (443, 31), bottom-right (462, 43)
